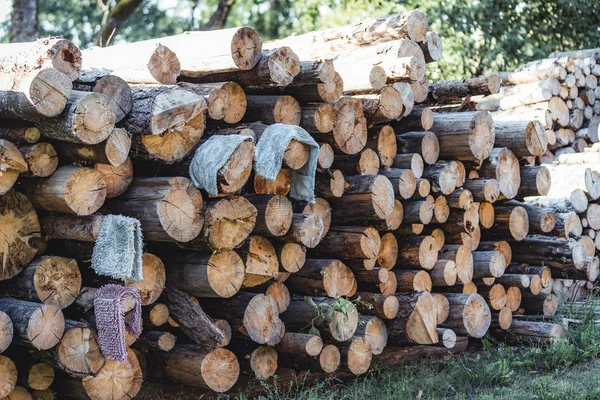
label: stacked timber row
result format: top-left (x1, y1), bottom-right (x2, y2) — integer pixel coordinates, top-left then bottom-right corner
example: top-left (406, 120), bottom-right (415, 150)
top-left (0, 12), bottom-right (594, 400)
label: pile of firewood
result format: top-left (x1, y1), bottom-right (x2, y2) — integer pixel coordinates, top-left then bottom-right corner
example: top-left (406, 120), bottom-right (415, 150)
top-left (0, 10), bottom-right (598, 399)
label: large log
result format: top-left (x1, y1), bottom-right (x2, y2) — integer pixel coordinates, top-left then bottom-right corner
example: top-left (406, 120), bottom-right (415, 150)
top-left (0, 298), bottom-right (63, 350)
top-left (493, 119), bottom-right (548, 157)
top-left (309, 226), bottom-right (381, 261)
top-left (0, 355), bottom-right (17, 397)
top-left (2, 256), bottom-right (81, 310)
top-left (178, 81), bottom-right (246, 123)
top-left (126, 86), bottom-right (207, 164)
top-left (94, 157), bottom-right (134, 198)
top-left (263, 11), bottom-right (428, 57)
top-left (0, 38), bottom-right (81, 80)
top-left (202, 292), bottom-right (284, 346)
top-left (0, 190), bottom-right (41, 281)
top-left (125, 253), bottom-right (166, 306)
top-left (18, 165), bottom-right (107, 215)
top-left (82, 27), bottom-right (262, 84)
top-left (312, 97), bottom-right (367, 155)
top-left (430, 111), bottom-right (495, 162)
top-left (0, 68), bottom-right (72, 119)
top-left (105, 176), bottom-right (204, 243)
top-left (385, 292), bottom-right (438, 345)
top-left (477, 147), bottom-right (521, 199)
top-left (165, 250), bottom-right (245, 299)
top-left (441, 293), bottom-right (491, 338)
top-left (428, 74), bottom-right (502, 103)
top-left (509, 238), bottom-right (587, 270)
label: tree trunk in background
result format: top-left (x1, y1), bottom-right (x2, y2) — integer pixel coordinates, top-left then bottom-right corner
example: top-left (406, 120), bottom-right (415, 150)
top-left (10, 0), bottom-right (39, 43)
top-left (96, 0), bottom-right (143, 47)
top-left (201, 0), bottom-right (237, 30)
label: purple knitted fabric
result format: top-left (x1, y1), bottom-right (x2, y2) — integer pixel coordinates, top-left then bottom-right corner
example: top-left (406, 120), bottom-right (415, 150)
top-left (94, 284), bottom-right (142, 362)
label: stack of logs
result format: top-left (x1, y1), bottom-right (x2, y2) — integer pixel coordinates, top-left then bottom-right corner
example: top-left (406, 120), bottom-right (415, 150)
top-left (0, 10), bottom-right (595, 399)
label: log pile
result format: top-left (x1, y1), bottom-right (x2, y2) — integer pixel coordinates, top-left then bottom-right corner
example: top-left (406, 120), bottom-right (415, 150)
top-left (0, 12), bottom-right (597, 399)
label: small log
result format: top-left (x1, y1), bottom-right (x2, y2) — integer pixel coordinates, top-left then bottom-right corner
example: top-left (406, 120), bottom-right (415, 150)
top-left (242, 95), bottom-right (301, 125)
top-left (238, 236), bottom-right (279, 287)
top-left (125, 253), bottom-right (166, 305)
top-left (279, 213), bottom-right (324, 249)
top-left (143, 303), bottom-right (169, 328)
top-left (493, 119), bottom-right (548, 157)
top-left (135, 331), bottom-right (177, 352)
top-left (478, 147), bottom-right (521, 200)
top-left (433, 293), bottom-right (450, 324)
top-left (422, 161), bottom-right (460, 195)
top-left (462, 178), bottom-right (500, 203)
top-left (392, 270), bottom-right (432, 292)
top-left (477, 284), bottom-right (507, 310)
top-left (396, 131), bottom-right (439, 165)
top-left (52, 127), bottom-right (131, 167)
top-left (520, 292), bottom-right (559, 316)
top-left (313, 97), bottom-right (367, 155)
top-left (428, 74), bottom-right (502, 103)
top-left (0, 355), bottom-right (16, 397)
top-left (274, 332), bottom-right (323, 356)
top-left (430, 111), bottom-right (495, 161)
top-left (380, 168), bottom-right (417, 199)
top-left (3, 256), bottom-right (81, 309)
top-left (246, 194), bottom-right (293, 237)
top-left (0, 311), bottom-right (12, 353)
top-left (329, 174), bottom-right (394, 223)
top-left (352, 292), bottom-right (399, 320)
top-left (285, 259), bottom-right (355, 298)
top-left (280, 296), bottom-right (358, 342)
top-left (18, 142), bottom-right (58, 178)
top-left (94, 157), bottom-right (133, 198)
top-left (309, 226), bottom-right (381, 261)
top-left (178, 81), bottom-right (246, 123)
top-left (472, 251), bottom-right (506, 279)
top-left (0, 124), bottom-right (40, 145)
top-left (395, 235), bottom-right (438, 270)
top-left (439, 245), bottom-right (474, 284)
top-left (314, 169), bottom-right (345, 199)
top-left (496, 274), bottom-right (530, 289)
top-left (331, 149), bottom-right (380, 176)
top-left (300, 103), bottom-right (335, 134)
top-left (19, 166), bottom-right (106, 215)
top-left (318, 143), bottom-right (335, 169)
top-left (17, 362), bottom-right (54, 391)
top-left (278, 344), bottom-right (340, 373)
top-left (161, 285), bottom-right (226, 349)
top-left (517, 165), bottom-right (550, 198)
top-left (0, 298), bottom-right (63, 350)
top-left (505, 287), bottom-right (522, 312)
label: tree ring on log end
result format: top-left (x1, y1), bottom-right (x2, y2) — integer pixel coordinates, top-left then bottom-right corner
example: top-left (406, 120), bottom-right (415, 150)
top-left (231, 27), bottom-right (263, 70)
top-left (462, 293), bottom-right (491, 338)
top-left (469, 111), bottom-right (495, 161)
top-left (157, 177), bottom-right (204, 243)
top-left (28, 305), bottom-right (64, 350)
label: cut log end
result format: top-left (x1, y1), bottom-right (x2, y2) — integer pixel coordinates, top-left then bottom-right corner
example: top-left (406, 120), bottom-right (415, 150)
top-left (231, 26), bottom-right (263, 70)
top-left (204, 196), bottom-right (257, 250)
top-left (30, 68), bottom-right (72, 118)
top-left (250, 346), bottom-right (278, 380)
top-left (28, 305), bottom-right (65, 350)
top-left (462, 294), bottom-right (492, 338)
top-left (243, 294), bottom-right (284, 346)
top-left (94, 157), bottom-right (133, 198)
top-left (0, 356), bottom-right (17, 398)
top-left (27, 363), bottom-right (54, 391)
top-left (345, 337), bottom-right (372, 375)
top-left (319, 344), bottom-right (341, 373)
top-left (147, 44), bottom-right (181, 85)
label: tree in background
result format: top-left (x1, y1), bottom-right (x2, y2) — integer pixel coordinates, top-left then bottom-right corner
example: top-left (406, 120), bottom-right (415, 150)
top-left (5, 0), bottom-right (600, 79)
top-left (10, 0), bottom-right (38, 42)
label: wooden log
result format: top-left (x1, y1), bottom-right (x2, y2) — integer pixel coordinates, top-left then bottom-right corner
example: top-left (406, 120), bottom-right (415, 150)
top-left (52, 127), bottom-right (131, 167)
top-left (277, 344), bottom-right (340, 373)
top-left (106, 176), bottom-right (203, 243)
top-left (492, 320), bottom-right (566, 344)
top-left (246, 194), bottom-right (293, 238)
top-left (331, 149), bottom-right (380, 176)
top-left (441, 293), bottom-right (491, 338)
top-left (0, 38), bottom-right (81, 80)
top-left (161, 284), bottom-right (226, 349)
top-left (379, 168), bottom-right (417, 199)
top-left (392, 270), bottom-right (432, 292)
top-left (178, 81), bottom-right (246, 123)
top-left (124, 253), bottom-right (165, 306)
top-left (395, 235), bottom-right (438, 270)
top-left (94, 157), bottom-right (133, 198)
top-left (247, 71), bottom-right (343, 103)
top-left (314, 169), bottom-right (345, 199)
top-left (433, 293), bottom-right (450, 324)
top-left (517, 165), bottom-right (550, 198)
top-left (0, 68), bottom-right (72, 120)
top-left (0, 355), bottom-right (17, 397)
top-left (134, 331), bottom-right (176, 352)
top-left (471, 251), bottom-right (506, 278)
top-left (390, 153), bottom-right (424, 178)
top-left (422, 162), bottom-right (459, 195)
top-left (18, 142), bottom-right (58, 178)
top-left (430, 259), bottom-right (458, 287)
top-left (143, 303), bottom-right (169, 328)
top-left (396, 131), bottom-right (439, 165)
top-left (508, 201), bottom-right (556, 235)
top-left (2, 256), bottom-right (81, 310)
top-left (496, 274), bottom-right (530, 289)
top-left (279, 213), bottom-right (324, 249)
top-left (493, 119), bottom-right (548, 157)
top-left (0, 140), bottom-right (28, 195)
top-left (0, 190), bottom-right (41, 281)
top-left (0, 311), bottom-right (12, 353)
top-left (0, 124), bottom-right (40, 145)
top-left (309, 226), bottom-right (381, 262)
top-left (386, 292), bottom-right (438, 345)
top-left (263, 11), bottom-right (428, 57)
top-left (236, 236), bottom-right (279, 288)
top-left (477, 284), bottom-right (506, 310)
top-left (274, 332), bottom-right (323, 356)
top-left (0, 298), bottom-right (63, 350)
top-left (477, 148), bottom-right (521, 199)
top-left (285, 259), bottom-right (355, 298)
top-left (19, 166), bottom-right (106, 215)
top-left (75, 74), bottom-right (132, 123)
top-left (328, 174), bottom-right (394, 223)
top-left (490, 206), bottom-right (529, 241)
top-left (428, 74), bottom-right (502, 103)
top-left (334, 63), bottom-right (386, 93)
top-left (301, 197), bottom-right (332, 239)
top-left (462, 178), bottom-right (500, 203)
top-left (317, 143), bottom-right (335, 169)
top-left (311, 97), bottom-right (367, 155)
top-left (520, 292), bottom-right (559, 316)
top-left (17, 362), bottom-right (54, 391)
top-left (280, 296), bottom-right (358, 342)
top-left (168, 250), bottom-right (244, 298)
top-left (300, 103), bottom-right (335, 134)
top-left (354, 85), bottom-right (404, 125)
top-left (337, 337), bottom-right (372, 375)
top-left (439, 245), bottom-right (474, 284)
top-left (429, 111), bottom-right (495, 161)
top-left (351, 292), bottom-right (399, 320)
top-left (202, 292), bottom-right (284, 346)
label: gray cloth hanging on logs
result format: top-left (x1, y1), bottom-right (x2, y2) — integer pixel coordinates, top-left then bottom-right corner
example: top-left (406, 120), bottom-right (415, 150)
top-left (254, 123), bottom-right (320, 203)
top-left (91, 214), bottom-right (144, 282)
top-left (188, 134), bottom-right (253, 195)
